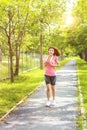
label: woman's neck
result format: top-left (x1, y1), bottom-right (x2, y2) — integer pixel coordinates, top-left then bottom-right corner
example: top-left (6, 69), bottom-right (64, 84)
top-left (48, 55), bottom-right (53, 62)
top-left (49, 54), bottom-right (53, 57)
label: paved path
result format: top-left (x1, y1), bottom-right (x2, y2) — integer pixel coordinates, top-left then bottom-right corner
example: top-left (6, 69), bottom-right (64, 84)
top-left (0, 59), bottom-right (79, 130)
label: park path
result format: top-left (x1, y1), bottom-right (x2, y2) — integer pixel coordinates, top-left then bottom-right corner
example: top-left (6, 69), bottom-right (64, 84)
top-left (0, 59), bottom-right (79, 130)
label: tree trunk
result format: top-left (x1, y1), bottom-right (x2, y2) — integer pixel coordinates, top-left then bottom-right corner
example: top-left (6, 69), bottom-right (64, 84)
top-left (79, 52), bottom-right (83, 59)
top-left (60, 48), bottom-right (64, 60)
top-left (8, 37), bottom-right (14, 82)
top-left (14, 44), bottom-right (20, 75)
top-left (82, 51), bottom-right (85, 60)
top-left (0, 49), bottom-right (2, 62)
top-left (40, 34), bottom-right (43, 69)
top-left (8, 10), bottom-right (14, 82)
top-left (84, 49), bottom-right (87, 61)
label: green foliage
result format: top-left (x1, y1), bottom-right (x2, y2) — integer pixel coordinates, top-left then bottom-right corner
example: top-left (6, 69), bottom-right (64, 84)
top-left (67, 24), bottom-right (87, 53)
top-left (66, 0), bottom-right (87, 54)
top-left (0, 0), bottom-right (67, 54)
top-left (76, 115), bottom-right (83, 130)
top-left (0, 0), bottom-right (86, 56)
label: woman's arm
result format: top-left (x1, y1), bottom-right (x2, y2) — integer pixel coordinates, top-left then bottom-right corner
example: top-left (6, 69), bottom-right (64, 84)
top-left (50, 59), bottom-right (60, 67)
top-left (43, 60), bottom-right (47, 66)
top-left (43, 56), bottom-right (49, 67)
top-left (56, 60), bottom-right (60, 67)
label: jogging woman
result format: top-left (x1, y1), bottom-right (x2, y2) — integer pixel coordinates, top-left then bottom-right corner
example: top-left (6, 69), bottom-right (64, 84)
top-left (44, 46), bottom-right (60, 106)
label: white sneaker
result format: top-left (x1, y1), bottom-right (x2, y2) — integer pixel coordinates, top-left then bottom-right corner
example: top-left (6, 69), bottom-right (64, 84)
top-left (46, 101), bottom-right (50, 107)
top-left (51, 100), bottom-right (56, 106)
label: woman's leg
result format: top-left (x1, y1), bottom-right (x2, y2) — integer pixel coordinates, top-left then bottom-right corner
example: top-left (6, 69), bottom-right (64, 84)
top-left (51, 85), bottom-right (56, 100)
top-left (51, 85), bottom-right (56, 106)
top-left (51, 76), bottom-right (56, 101)
top-left (46, 84), bottom-right (51, 101)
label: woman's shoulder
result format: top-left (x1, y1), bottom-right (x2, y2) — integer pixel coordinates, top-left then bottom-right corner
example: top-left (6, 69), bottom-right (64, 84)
top-left (53, 55), bottom-right (58, 60)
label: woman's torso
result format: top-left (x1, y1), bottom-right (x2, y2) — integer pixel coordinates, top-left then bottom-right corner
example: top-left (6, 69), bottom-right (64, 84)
top-left (45, 56), bottom-right (58, 76)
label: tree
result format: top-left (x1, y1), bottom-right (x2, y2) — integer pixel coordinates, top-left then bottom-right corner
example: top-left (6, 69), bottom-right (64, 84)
top-left (66, 0), bottom-right (87, 61)
top-left (0, 0), bottom-right (30, 82)
top-left (30, 0), bottom-right (66, 67)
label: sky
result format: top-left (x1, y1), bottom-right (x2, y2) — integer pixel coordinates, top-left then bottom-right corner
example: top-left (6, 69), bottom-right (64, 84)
top-left (66, 0), bottom-right (77, 11)
top-left (62, 0), bottom-right (78, 26)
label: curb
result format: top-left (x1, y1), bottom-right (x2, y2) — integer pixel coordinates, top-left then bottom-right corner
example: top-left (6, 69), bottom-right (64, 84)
top-left (0, 82), bottom-right (45, 123)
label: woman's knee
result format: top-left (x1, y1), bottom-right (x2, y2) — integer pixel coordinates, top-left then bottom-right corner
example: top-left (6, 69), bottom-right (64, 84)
top-left (51, 86), bottom-right (55, 91)
top-left (46, 85), bottom-right (50, 92)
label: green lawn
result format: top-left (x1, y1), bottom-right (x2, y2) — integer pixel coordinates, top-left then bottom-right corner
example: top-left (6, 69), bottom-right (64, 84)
top-left (0, 58), bottom-right (71, 118)
top-left (0, 69), bottom-right (44, 117)
top-left (76, 57), bottom-right (87, 130)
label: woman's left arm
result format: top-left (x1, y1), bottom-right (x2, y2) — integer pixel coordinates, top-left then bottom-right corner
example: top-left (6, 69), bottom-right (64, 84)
top-left (55, 60), bottom-right (60, 67)
top-left (50, 59), bottom-right (60, 67)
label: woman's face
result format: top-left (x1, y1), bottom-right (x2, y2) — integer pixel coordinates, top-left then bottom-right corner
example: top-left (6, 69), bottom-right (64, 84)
top-left (48, 48), bottom-right (54, 56)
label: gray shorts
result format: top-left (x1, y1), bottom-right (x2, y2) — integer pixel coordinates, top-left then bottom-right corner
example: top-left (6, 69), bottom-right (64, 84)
top-left (44, 75), bottom-right (56, 85)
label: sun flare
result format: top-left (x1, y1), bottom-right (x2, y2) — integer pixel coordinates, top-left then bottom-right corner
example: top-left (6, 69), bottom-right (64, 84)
top-left (65, 15), bottom-right (74, 25)
top-left (63, 11), bottom-right (74, 26)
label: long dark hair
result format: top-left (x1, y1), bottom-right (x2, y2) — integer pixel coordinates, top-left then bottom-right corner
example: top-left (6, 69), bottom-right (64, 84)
top-left (48, 46), bottom-right (60, 56)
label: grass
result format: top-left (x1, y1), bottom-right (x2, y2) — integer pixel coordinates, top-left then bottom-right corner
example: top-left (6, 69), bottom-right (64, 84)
top-left (0, 69), bottom-right (44, 117)
top-left (76, 115), bottom-right (83, 130)
top-left (76, 57), bottom-right (87, 130)
top-left (0, 57), bottom-right (71, 118)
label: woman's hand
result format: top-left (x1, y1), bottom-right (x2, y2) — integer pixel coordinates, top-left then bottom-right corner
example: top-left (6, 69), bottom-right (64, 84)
top-left (44, 60), bottom-right (49, 66)
top-left (43, 60), bottom-right (47, 66)
top-left (49, 61), bottom-right (60, 67)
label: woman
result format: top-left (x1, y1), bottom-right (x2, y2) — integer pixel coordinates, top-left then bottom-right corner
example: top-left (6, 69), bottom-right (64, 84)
top-left (44, 46), bottom-right (60, 107)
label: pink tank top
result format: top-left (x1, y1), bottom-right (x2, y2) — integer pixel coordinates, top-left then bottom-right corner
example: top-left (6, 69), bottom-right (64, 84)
top-left (45, 56), bottom-right (58, 76)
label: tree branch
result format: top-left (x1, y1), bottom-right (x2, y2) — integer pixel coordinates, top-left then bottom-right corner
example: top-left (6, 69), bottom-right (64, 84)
top-left (0, 25), bottom-right (9, 37)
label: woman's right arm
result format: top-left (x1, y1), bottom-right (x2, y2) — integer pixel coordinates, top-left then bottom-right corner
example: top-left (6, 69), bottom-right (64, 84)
top-left (43, 56), bottom-right (48, 67)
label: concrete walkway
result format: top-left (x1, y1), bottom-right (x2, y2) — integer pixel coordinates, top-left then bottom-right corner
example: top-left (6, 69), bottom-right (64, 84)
top-left (0, 59), bottom-right (79, 130)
